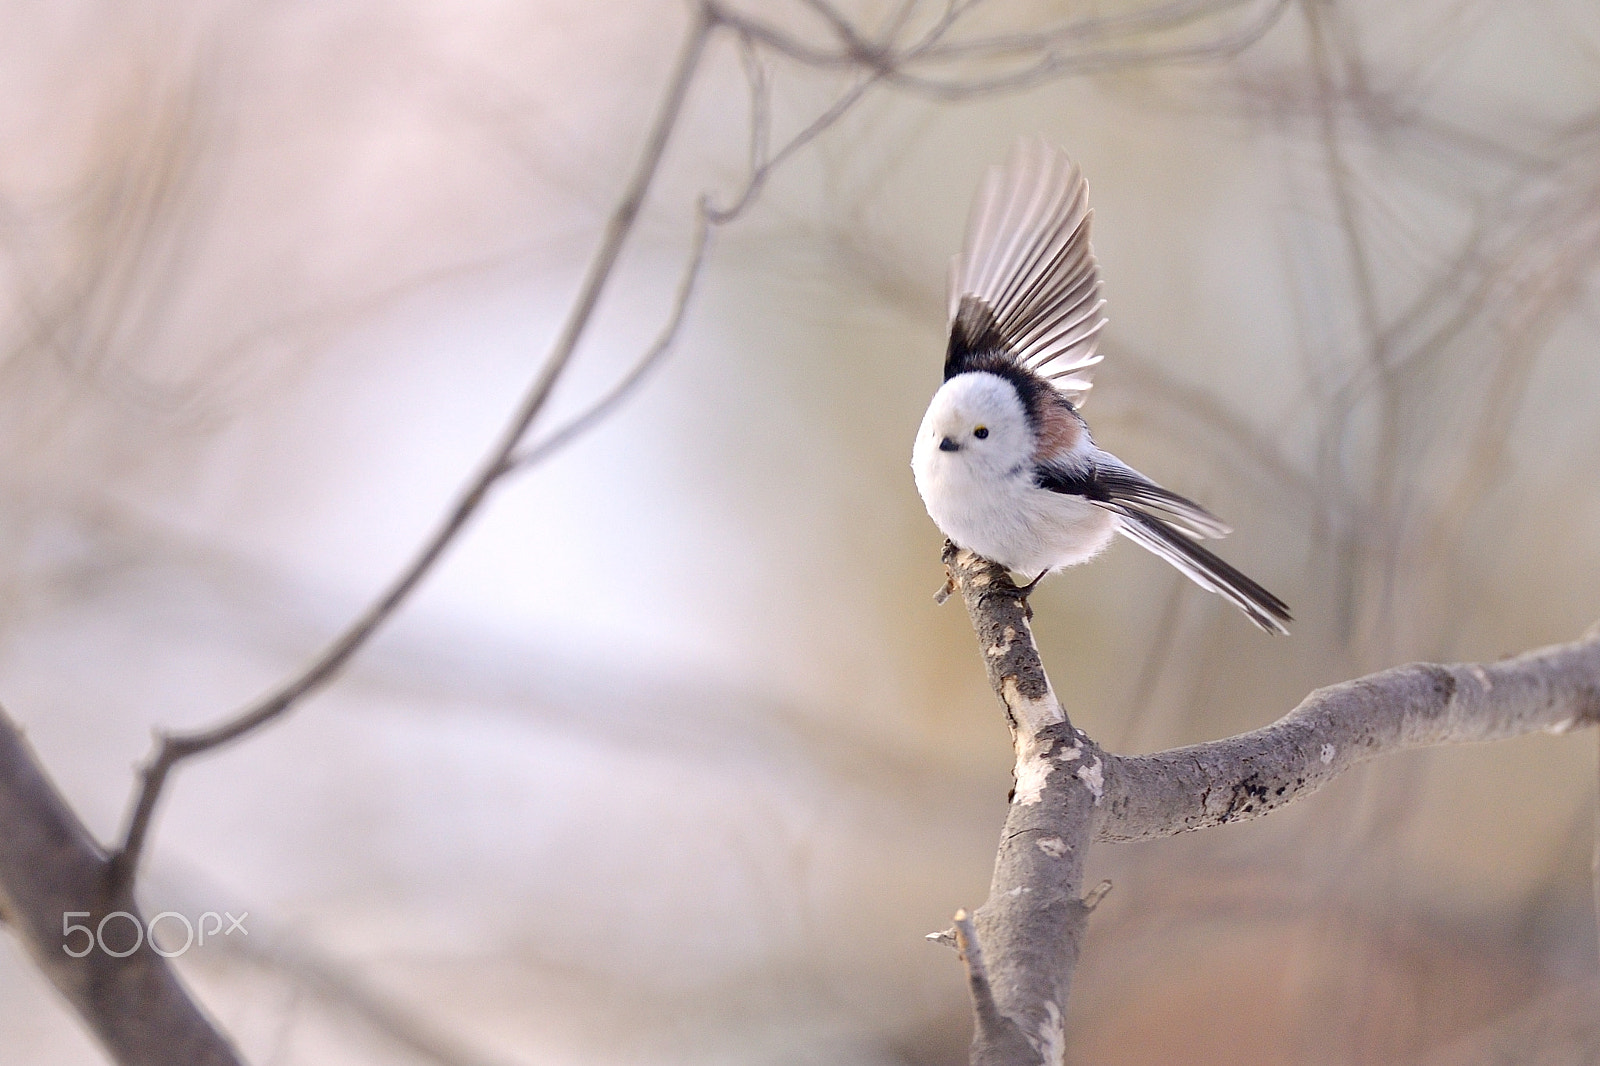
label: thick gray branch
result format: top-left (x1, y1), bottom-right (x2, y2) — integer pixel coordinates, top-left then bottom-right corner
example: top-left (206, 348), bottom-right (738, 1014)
top-left (0, 708), bottom-right (243, 1066)
top-left (942, 544), bottom-right (1103, 1066)
top-left (940, 540), bottom-right (1600, 1066)
top-left (1098, 628), bottom-right (1600, 841)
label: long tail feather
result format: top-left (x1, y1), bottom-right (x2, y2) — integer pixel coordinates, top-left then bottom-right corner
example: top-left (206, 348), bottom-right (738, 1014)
top-left (1113, 507), bottom-right (1291, 634)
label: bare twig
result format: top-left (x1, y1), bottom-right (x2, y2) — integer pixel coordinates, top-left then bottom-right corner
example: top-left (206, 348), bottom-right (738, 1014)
top-left (508, 211), bottom-right (714, 471)
top-left (704, 74), bottom-right (878, 225)
top-left (513, 8), bottom-right (879, 470)
top-left (917, 0), bottom-right (1260, 59)
top-left (713, 0), bottom-right (1291, 99)
top-left (107, 2), bottom-right (718, 889)
top-left (951, 910), bottom-right (1038, 1066)
top-left (734, 29), bottom-right (773, 182)
top-left (883, 0), bottom-right (1290, 99)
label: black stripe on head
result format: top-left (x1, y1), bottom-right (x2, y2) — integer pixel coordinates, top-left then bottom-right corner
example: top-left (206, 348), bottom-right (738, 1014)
top-left (945, 295), bottom-right (1076, 438)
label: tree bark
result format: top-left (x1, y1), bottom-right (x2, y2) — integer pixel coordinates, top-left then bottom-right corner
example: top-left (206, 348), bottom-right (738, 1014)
top-left (940, 541), bottom-right (1600, 1066)
top-left (0, 708), bottom-right (243, 1066)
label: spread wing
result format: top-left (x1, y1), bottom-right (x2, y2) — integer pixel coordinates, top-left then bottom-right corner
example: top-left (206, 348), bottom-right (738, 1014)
top-left (946, 138), bottom-right (1108, 404)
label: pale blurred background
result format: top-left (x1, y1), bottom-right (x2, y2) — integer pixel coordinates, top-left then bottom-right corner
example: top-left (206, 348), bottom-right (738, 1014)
top-left (2, 1), bottom-right (1599, 1063)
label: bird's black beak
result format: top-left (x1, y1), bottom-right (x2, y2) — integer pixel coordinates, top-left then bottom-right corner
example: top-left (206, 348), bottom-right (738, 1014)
top-left (938, 436), bottom-right (960, 452)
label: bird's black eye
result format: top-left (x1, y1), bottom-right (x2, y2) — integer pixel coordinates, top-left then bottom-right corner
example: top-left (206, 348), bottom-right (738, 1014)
top-left (973, 425), bottom-right (989, 439)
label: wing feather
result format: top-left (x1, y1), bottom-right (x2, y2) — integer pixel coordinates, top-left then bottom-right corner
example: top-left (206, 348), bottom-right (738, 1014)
top-left (948, 138), bottom-right (1108, 403)
top-left (1034, 452), bottom-right (1232, 540)
top-left (1089, 452), bottom-right (1232, 539)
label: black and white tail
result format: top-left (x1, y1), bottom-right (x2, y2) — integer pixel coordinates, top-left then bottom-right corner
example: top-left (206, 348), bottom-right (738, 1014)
top-left (1113, 507), bottom-right (1292, 635)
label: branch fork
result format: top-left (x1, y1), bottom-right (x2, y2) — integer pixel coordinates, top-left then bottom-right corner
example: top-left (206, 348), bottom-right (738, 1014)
top-left (938, 540), bottom-right (1600, 1064)
top-left (940, 544), bottom-right (1099, 1066)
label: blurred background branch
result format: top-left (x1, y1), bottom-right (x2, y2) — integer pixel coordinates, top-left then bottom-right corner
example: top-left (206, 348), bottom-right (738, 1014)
top-left (0, 708), bottom-right (242, 1065)
top-left (104, 0), bottom-right (721, 898)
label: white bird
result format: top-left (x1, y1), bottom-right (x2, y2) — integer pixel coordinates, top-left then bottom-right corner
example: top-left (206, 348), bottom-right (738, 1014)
top-left (912, 138), bottom-right (1291, 634)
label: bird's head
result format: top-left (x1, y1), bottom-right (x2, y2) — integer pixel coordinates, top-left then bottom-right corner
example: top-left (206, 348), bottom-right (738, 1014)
top-left (914, 371), bottom-right (1033, 478)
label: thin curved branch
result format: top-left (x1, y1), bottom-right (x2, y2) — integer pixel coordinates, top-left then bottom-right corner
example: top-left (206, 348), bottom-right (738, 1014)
top-left (106, 2), bottom-right (718, 890)
top-left (884, 0), bottom-right (1291, 99)
top-left (508, 211), bottom-right (714, 470)
top-left (704, 74), bottom-right (878, 225)
top-left (715, 0), bottom-right (1288, 100)
top-left (915, 0), bottom-right (1259, 60)
top-left (795, 0), bottom-right (893, 69)
top-left (706, 2), bottom-right (860, 68)
top-left (734, 28), bottom-right (773, 184)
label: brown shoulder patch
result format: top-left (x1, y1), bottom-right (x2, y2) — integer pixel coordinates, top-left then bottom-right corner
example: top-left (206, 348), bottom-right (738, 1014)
top-left (1031, 396), bottom-right (1083, 461)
